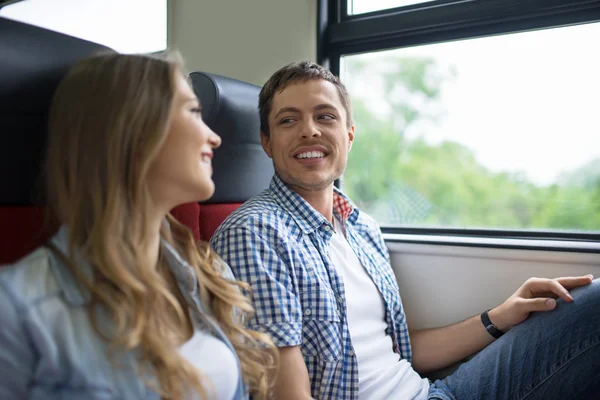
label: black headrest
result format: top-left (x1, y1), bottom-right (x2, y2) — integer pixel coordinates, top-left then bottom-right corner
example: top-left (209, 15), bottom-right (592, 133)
top-left (190, 72), bottom-right (273, 204)
top-left (0, 17), bottom-right (112, 205)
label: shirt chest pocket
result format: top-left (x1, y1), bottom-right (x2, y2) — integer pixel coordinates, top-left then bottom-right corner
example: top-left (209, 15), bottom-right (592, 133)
top-left (299, 289), bottom-right (342, 362)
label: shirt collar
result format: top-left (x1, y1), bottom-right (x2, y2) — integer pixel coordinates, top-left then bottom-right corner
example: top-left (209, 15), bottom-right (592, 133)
top-left (269, 174), bottom-right (360, 233)
top-left (333, 184), bottom-right (360, 225)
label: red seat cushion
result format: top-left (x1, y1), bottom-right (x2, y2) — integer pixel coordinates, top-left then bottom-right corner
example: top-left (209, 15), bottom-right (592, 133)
top-left (199, 203), bottom-right (242, 241)
top-left (171, 202), bottom-right (242, 242)
top-left (0, 207), bottom-right (57, 265)
top-left (170, 202), bottom-right (201, 242)
top-left (0, 202), bottom-right (239, 265)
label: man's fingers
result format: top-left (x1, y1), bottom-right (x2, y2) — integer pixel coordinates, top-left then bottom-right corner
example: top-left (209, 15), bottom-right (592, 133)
top-left (549, 280), bottom-right (575, 302)
top-left (555, 275), bottom-right (594, 290)
top-left (528, 279), bottom-right (573, 302)
top-left (520, 297), bottom-right (557, 312)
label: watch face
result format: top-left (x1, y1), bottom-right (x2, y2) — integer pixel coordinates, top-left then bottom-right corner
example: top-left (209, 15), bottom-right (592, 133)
top-left (486, 325), bottom-right (503, 339)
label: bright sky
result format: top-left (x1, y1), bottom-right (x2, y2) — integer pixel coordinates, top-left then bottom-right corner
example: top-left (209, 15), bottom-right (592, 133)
top-left (345, 1), bottom-right (600, 186)
top-left (0, 0), bottom-right (166, 53)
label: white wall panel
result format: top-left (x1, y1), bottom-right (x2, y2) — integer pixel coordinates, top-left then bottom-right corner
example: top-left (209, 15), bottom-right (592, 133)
top-left (388, 242), bottom-right (600, 330)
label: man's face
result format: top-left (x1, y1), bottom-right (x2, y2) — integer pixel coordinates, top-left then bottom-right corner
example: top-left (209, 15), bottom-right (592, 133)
top-left (261, 79), bottom-right (355, 193)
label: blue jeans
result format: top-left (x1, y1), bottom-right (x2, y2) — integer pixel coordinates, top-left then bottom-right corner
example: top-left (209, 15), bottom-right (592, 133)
top-left (427, 279), bottom-right (600, 400)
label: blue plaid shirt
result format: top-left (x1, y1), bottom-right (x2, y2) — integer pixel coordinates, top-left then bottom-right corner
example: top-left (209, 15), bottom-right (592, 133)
top-left (210, 174), bottom-right (412, 399)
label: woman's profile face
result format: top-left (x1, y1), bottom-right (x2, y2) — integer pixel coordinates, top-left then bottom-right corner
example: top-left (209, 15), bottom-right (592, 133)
top-left (147, 74), bottom-right (222, 211)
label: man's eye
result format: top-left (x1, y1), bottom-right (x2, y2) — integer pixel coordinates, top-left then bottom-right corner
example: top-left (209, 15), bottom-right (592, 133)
top-left (191, 107), bottom-right (202, 115)
top-left (319, 114), bottom-right (335, 120)
top-left (280, 118), bottom-right (294, 124)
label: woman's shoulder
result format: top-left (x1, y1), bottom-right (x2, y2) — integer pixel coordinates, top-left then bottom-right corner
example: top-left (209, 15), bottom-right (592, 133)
top-left (0, 246), bottom-right (64, 379)
top-left (0, 248), bottom-right (153, 399)
top-left (0, 246), bottom-right (62, 309)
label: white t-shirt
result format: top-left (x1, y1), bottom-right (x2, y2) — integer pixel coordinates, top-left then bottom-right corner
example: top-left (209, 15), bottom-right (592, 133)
top-left (180, 312), bottom-right (239, 400)
top-left (330, 216), bottom-right (429, 400)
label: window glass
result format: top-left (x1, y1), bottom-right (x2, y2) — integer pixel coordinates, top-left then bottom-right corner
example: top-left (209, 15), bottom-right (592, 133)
top-left (348, 0), bottom-right (433, 15)
top-left (341, 23), bottom-right (600, 231)
top-left (0, 0), bottom-right (167, 53)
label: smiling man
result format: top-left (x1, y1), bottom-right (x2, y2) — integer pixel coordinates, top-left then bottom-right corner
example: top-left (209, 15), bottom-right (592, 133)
top-left (210, 61), bottom-right (600, 400)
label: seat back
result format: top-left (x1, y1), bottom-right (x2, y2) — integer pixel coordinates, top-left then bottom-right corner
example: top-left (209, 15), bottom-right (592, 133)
top-left (189, 72), bottom-right (273, 240)
top-left (0, 18), bottom-right (203, 262)
top-left (0, 17), bottom-right (274, 264)
top-left (0, 17), bottom-right (112, 264)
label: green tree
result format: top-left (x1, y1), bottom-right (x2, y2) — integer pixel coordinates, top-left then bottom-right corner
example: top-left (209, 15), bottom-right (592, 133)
top-left (342, 54), bottom-right (600, 231)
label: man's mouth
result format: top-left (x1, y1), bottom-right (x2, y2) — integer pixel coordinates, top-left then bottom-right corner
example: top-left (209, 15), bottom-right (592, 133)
top-left (294, 150), bottom-right (327, 159)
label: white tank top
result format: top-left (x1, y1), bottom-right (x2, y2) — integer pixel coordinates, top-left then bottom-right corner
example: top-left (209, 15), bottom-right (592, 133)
top-left (330, 216), bottom-right (429, 400)
top-left (179, 311), bottom-right (240, 400)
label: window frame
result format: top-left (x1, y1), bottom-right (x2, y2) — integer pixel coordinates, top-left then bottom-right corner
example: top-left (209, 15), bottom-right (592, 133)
top-left (318, 0), bottom-right (600, 250)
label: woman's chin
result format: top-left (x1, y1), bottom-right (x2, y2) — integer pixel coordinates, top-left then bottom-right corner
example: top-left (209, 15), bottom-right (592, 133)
top-left (195, 182), bottom-right (215, 202)
top-left (168, 182), bottom-right (215, 208)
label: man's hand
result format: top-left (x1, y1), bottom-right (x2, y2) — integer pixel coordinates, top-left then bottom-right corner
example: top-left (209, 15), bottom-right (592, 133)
top-left (410, 274), bottom-right (594, 373)
top-left (489, 275), bottom-right (594, 332)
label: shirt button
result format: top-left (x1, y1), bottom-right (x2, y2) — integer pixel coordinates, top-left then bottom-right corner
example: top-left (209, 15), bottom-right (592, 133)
top-left (304, 308), bottom-right (312, 316)
top-left (324, 225), bottom-right (332, 232)
top-left (349, 350), bottom-right (355, 356)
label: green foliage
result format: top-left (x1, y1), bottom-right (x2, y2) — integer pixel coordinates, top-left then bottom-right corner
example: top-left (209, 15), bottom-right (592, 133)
top-left (342, 55), bottom-right (600, 231)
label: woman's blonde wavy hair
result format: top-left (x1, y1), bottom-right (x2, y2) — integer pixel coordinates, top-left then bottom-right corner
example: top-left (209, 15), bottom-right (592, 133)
top-left (44, 52), bottom-right (278, 399)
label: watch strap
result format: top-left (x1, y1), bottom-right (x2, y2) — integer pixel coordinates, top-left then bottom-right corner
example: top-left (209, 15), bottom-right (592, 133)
top-left (481, 309), bottom-right (504, 339)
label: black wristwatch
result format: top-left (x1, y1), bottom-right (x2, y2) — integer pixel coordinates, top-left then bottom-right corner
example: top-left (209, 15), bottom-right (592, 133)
top-left (481, 309), bottom-right (505, 339)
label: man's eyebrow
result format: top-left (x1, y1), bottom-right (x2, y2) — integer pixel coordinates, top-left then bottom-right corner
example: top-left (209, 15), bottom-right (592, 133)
top-left (314, 103), bottom-right (338, 112)
top-left (273, 104), bottom-right (340, 119)
top-left (273, 106), bottom-right (301, 119)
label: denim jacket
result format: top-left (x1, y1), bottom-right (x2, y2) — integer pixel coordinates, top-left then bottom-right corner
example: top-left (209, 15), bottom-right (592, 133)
top-left (0, 226), bottom-right (247, 399)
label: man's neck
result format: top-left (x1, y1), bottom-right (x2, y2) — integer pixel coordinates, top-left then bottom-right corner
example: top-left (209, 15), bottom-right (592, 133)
top-left (289, 183), bottom-right (334, 223)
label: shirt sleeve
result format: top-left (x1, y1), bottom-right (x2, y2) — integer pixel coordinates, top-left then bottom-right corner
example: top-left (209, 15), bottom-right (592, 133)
top-left (211, 226), bottom-right (302, 347)
top-left (0, 279), bottom-right (34, 398)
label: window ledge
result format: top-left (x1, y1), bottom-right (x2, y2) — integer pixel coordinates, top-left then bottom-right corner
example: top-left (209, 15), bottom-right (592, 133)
top-left (383, 233), bottom-right (600, 254)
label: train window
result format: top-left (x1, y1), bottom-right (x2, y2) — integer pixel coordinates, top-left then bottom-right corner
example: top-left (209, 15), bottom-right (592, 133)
top-left (339, 22), bottom-right (600, 231)
top-left (0, 0), bottom-right (166, 53)
top-left (348, 0), bottom-right (433, 15)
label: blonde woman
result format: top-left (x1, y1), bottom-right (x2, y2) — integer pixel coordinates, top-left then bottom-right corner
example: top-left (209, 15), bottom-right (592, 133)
top-left (0, 52), bottom-right (278, 400)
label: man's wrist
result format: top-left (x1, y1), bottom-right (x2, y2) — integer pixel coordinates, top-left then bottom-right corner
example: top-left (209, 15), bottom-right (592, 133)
top-left (481, 309), bottom-right (504, 339)
top-left (487, 307), bottom-right (509, 332)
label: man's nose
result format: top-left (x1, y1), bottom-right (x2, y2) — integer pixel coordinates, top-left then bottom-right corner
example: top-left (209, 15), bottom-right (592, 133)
top-left (300, 119), bottom-right (321, 139)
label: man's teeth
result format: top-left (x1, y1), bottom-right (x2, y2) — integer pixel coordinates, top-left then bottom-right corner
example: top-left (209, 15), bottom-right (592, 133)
top-left (296, 151), bottom-right (326, 159)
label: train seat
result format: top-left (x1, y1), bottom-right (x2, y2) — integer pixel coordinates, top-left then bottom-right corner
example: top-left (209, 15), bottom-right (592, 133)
top-left (0, 17), bottom-right (272, 264)
top-left (0, 17), bottom-right (111, 264)
top-left (189, 71), bottom-right (273, 240)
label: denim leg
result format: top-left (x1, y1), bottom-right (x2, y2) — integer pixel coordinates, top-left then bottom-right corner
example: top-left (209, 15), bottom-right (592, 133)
top-left (440, 279), bottom-right (600, 400)
top-left (428, 379), bottom-right (456, 400)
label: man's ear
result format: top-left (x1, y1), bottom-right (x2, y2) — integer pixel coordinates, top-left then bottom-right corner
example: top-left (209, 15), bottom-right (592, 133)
top-left (347, 125), bottom-right (355, 151)
top-left (260, 131), bottom-right (273, 159)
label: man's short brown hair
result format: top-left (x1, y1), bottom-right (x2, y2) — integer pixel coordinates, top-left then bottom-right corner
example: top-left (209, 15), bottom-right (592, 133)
top-left (258, 61), bottom-right (352, 138)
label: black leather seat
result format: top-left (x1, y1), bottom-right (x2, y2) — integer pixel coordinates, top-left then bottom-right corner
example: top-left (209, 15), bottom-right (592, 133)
top-left (0, 16), bottom-right (274, 262)
top-left (0, 17), bottom-right (112, 264)
top-left (189, 71), bottom-right (273, 240)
